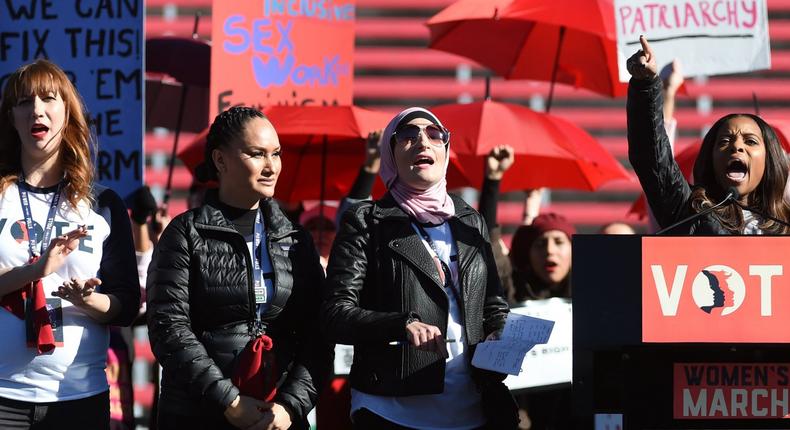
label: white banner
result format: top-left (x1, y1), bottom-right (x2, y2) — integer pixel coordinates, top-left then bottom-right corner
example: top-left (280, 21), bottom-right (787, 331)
top-left (504, 298), bottom-right (572, 390)
top-left (614, 0), bottom-right (770, 82)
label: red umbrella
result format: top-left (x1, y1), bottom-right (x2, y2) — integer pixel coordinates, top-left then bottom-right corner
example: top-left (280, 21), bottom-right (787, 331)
top-left (146, 35), bottom-right (211, 205)
top-left (427, 0), bottom-right (626, 106)
top-left (432, 100), bottom-right (631, 192)
top-left (629, 118), bottom-right (790, 218)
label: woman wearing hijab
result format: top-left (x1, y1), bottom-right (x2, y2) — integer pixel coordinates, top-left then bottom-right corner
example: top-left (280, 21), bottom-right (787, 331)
top-left (321, 107), bottom-right (516, 429)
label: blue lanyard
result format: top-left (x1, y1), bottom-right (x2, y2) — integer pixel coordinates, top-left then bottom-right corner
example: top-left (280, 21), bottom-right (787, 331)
top-left (18, 177), bottom-right (63, 258)
top-left (253, 209), bottom-right (273, 306)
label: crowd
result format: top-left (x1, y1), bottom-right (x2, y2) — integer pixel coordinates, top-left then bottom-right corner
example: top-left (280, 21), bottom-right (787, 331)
top-left (0, 36), bottom-right (787, 430)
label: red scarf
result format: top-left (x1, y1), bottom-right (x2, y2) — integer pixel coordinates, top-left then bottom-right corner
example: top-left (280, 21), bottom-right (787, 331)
top-left (232, 334), bottom-right (277, 402)
top-left (0, 256), bottom-right (56, 354)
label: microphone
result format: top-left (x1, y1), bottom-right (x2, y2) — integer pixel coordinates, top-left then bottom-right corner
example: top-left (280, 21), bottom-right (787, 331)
top-left (655, 187), bottom-right (739, 235)
top-left (732, 200), bottom-right (790, 229)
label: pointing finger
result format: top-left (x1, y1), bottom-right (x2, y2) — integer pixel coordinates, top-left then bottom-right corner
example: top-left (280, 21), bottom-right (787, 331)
top-left (639, 35), bottom-right (652, 61)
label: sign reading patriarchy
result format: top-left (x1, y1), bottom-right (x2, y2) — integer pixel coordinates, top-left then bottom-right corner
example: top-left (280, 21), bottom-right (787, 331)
top-left (642, 237), bottom-right (788, 343)
top-left (0, 0), bottom-right (143, 198)
top-left (614, 0), bottom-right (770, 81)
top-left (210, 0), bottom-right (355, 119)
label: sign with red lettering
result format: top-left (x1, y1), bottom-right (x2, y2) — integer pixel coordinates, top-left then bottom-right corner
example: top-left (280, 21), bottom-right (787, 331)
top-left (614, 0), bottom-right (770, 81)
top-left (674, 363), bottom-right (790, 419)
top-left (210, 0), bottom-right (354, 119)
top-left (642, 237), bottom-right (789, 342)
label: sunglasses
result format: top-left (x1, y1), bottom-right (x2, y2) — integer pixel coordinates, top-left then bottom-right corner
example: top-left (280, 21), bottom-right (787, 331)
top-left (393, 124), bottom-right (450, 147)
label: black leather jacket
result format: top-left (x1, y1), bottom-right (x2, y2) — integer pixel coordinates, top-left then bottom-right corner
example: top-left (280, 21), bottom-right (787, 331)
top-left (628, 76), bottom-right (730, 235)
top-left (321, 193), bottom-right (509, 396)
top-left (146, 195), bottom-right (331, 428)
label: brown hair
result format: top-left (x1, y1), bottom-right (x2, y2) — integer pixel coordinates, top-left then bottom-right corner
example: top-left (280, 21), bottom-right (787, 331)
top-left (691, 113), bottom-right (790, 234)
top-left (0, 59), bottom-right (95, 208)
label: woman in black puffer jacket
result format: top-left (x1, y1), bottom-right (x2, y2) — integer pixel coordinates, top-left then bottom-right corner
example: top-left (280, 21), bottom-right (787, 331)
top-left (146, 107), bottom-right (331, 430)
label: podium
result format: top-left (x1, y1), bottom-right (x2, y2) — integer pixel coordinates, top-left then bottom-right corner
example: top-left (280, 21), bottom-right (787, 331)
top-left (573, 235), bottom-right (790, 429)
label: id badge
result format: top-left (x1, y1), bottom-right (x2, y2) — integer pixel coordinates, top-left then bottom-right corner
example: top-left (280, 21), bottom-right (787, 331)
top-left (254, 280), bottom-right (267, 304)
top-left (25, 297), bottom-right (65, 347)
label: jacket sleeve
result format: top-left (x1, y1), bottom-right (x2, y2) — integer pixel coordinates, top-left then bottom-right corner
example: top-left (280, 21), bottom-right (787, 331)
top-left (146, 217), bottom-right (239, 412)
top-left (478, 177), bottom-right (501, 232)
top-left (479, 215), bottom-right (509, 336)
top-left (273, 230), bottom-right (332, 423)
top-left (627, 76), bottom-right (693, 228)
top-left (95, 188), bottom-right (141, 326)
top-left (321, 203), bottom-right (415, 345)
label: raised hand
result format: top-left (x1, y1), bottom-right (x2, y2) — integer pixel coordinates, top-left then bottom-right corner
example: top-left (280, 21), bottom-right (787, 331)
top-left (626, 35), bottom-right (658, 80)
top-left (34, 226), bottom-right (88, 278)
top-left (364, 130), bottom-right (382, 173)
top-left (485, 145), bottom-right (515, 180)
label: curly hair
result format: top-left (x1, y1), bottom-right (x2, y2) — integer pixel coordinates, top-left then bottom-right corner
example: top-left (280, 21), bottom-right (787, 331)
top-left (690, 113), bottom-right (790, 234)
top-left (0, 59), bottom-right (94, 209)
top-left (195, 106), bottom-right (267, 183)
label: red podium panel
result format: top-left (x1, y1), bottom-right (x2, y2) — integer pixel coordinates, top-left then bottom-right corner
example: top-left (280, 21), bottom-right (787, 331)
top-left (642, 237), bottom-right (789, 343)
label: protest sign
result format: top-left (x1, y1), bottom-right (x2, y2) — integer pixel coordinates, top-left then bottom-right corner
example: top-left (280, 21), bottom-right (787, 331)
top-left (210, 0), bottom-right (355, 119)
top-left (0, 0), bottom-right (144, 198)
top-left (614, 0), bottom-right (770, 81)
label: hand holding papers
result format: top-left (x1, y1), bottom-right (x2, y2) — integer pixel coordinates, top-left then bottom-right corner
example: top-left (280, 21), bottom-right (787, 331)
top-left (472, 313), bottom-right (555, 375)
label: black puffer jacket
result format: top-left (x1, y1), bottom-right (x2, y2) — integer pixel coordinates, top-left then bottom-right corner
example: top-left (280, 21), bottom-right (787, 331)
top-left (146, 195), bottom-right (331, 428)
top-left (321, 193), bottom-right (509, 396)
top-left (628, 76), bottom-right (730, 235)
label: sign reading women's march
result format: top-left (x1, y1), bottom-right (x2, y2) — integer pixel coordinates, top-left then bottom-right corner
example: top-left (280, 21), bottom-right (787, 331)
top-left (614, 0), bottom-right (770, 81)
top-left (0, 0), bottom-right (143, 198)
top-left (211, 0), bottom-right (355, 119)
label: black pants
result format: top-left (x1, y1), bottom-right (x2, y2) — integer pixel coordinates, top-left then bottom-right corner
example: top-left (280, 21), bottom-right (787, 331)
top-left (158, 409), bottom-right (236, 430)
top-left (352, 408), bottom-right (416, 430)
top-left (0, 391), bottom-right (110, 430)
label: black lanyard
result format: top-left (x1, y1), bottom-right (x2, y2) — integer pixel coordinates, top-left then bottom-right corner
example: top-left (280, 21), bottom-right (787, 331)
top-left (413, 222), bottom-right (462, 304)
top-left (253, 209), bottom-right (273, 306)
top-left (18, 177), bottom-right (63, 258)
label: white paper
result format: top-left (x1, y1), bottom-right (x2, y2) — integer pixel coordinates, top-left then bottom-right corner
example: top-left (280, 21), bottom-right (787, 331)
top-left (472, 313), bottom-right (555, 375)
top-left (614, 0), bottom-right (771, 81)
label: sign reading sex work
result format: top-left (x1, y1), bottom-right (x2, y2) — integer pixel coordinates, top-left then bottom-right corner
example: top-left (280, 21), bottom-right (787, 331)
top-left (614, 0), bottom-right (770, 81)
top-left (642, 237), bottom-right (790, 343)
top-left (0, 0), bottom-right (143, 198)
top-left (210, 0), bottom-right (355, 119)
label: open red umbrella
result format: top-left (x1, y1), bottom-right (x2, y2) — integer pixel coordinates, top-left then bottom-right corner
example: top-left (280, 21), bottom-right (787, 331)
top-left (629, 118), bottom-right (790, 218)
top-left (432, 100), bottom-right (631, 192)
top-left (146, 35), bottom-right (211, 205)
top-left (427, 0), bottom-right (626, 107)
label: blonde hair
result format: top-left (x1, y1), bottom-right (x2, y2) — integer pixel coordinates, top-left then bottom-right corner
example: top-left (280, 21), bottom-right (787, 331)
top-left (0, 59), bottom-right (95, 209)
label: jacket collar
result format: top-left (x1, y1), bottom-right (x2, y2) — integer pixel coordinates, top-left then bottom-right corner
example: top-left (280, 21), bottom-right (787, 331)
top-left (195, 190), bottom-right (297, 239)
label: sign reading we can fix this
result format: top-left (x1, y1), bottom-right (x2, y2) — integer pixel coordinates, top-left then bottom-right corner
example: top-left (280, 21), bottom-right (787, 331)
top-left (613, 0), bottom-right (770, 82)
top-left (642, 237), bottom-right (790, 343)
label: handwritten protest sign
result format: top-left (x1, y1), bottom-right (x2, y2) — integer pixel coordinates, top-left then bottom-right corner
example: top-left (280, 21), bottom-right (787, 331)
top-left (614, 0), bottom-right (770, 81)
top-left (0, 0), bottom-right (143, 198)
top-left (210, 0), bottom-right (355, 119)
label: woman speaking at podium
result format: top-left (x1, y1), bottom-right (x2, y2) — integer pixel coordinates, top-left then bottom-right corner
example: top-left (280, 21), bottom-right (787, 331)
top-left (627, 36), bottom-right (790, 235)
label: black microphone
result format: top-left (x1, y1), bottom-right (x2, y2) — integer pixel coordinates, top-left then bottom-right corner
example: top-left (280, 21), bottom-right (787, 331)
top-left (732, 200), bottom-right (790, 229)
top-left (655, 187), bottom-right (740, 235)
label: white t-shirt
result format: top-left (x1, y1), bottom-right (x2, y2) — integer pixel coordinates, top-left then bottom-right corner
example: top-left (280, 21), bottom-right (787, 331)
top-left (351, 222), bottom-right (485, 430)
top-left (0, 183), bottom-right (132, 402)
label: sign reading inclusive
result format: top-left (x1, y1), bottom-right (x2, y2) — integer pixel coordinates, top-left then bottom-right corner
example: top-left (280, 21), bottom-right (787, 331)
top-left (642, 237), bottom-right (788, 343)
top-left (210, 0), bottom-right (355, 119)
top-left (0, 0), bottom-right (143, 198)
top-left (614, 0), bottom-right (770, 81)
